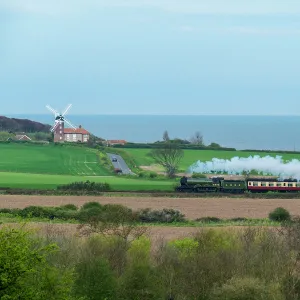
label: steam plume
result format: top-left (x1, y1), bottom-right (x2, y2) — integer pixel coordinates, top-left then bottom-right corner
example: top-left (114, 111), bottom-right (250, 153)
top-left (189, 155), bottom-right (300, 179)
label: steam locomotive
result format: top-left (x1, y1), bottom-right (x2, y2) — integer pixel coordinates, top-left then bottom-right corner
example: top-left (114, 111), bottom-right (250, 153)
top-left (176, 176), bottom-right (300, 193)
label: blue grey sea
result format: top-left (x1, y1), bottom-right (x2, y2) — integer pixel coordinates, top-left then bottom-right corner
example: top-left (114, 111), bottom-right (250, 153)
top-left (7, 115), bottom-right (300, 151)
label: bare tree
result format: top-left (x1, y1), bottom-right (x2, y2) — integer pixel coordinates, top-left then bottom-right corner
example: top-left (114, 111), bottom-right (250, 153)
top-left (150, 142), bottom-right (184, 178)
top-left (163, 130), bottom-right (170, 142)
top-left (190, 131), bottom-right (204, 146)
top-left (77, 205), bottom-right (148, 244)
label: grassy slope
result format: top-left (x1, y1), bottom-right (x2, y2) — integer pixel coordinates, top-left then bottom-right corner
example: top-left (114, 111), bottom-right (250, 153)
top-left (123, 148), bottom-right (300, 171)
top-left (0, 143), bottom-right (110, 176)
top-left (0, 172), bottom-right (175, 191)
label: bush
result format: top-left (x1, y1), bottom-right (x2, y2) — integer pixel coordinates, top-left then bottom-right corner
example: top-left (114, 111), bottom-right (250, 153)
top-left (19, 206), bottom-right (54, 218)
top-left (73, 258), bottom-right (117, 300)
top-left (57, 180), bottom-right (110, 192)
top-left (77, 207), bottom-right (103, 222)
top-left (269, 207), bottom-right (291, 222)
top-left (196, 217), bottom-right (221, 223)
top-left (149, 171), bottom-right (158, 178)
top-left (137, 171), bottom-right (147, 178)
top-left (229, 217), bottom-right (248, 222)
top-left (59, 204), bottom-right (78, 211)
top-left (101, 204), bottom-right (135, 223)
top-left (81, 202), bottom-right (102, 210)
top-left (138, 208), bottom-right (185, 223)
top-left (210, 277), bottom-right (284, 300)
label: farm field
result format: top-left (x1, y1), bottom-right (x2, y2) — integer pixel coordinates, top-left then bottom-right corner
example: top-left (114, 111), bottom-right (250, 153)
top-left (0, 172), bottom-right (175, 190)
top-left (123, 148), bottom-right (300, 171)
top-left (0, 143), bottom-right (110, 176)
top-left (0, 195), bottom-right (300, 219)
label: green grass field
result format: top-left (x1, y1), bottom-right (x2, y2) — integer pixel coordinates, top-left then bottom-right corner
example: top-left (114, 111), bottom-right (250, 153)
top-left (123, 148), bottom-right (300, 172)
top-left (0, 172), bottom-right (174, 191)
top-left (0, 143), bottom-right (110, 176)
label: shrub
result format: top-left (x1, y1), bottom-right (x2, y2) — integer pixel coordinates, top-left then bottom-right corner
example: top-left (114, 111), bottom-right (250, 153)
top-left (149, 172), bottom-right (158, 178)
top-left (210, 277), bottom-right (284, 300)
top-left (196, 217), bottom-right (221, 223)
top-left (51, 209), bottom-right (78, 220)
top-left (138, 208), bottom-right (185, 223)
top-left (59, 204), bottom-right (78, 211)
top-left (230, 217), bottom-right (247, 222)
top-left (57, 181), bottom-right (110, 192)
top-left (19, 206), bottom-right (54, 218)
top-left (0, 208), bottom-right (16, 214)
top-left (81, 202), bottom-right (102, 210)
top-left (168, 238), bottom-right (199, 259)
top-left (137, 171), bottom-right (147, 178)
top-left (101, 204), bottom-right (135, 223)
top-left (73, 258), bottom-right (117, 300)
top-left (269, 207), bottom-right (291, 222)
top-left (77, 207), bottom-right (103, 222)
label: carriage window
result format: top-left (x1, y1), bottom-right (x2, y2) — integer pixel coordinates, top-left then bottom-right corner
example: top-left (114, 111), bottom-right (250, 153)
top-left (269, 183), bottom-right (274, 187)
top-left (277, 183), bottom-right (281, 187)
top-left (253, 182), bottom-right (258, 186)
top-left (288, 184), bottom-right (293, 187)
top-left (261, 183), bottom-right (266, 187)
top-left (248, 182), bottom-right (252, 186)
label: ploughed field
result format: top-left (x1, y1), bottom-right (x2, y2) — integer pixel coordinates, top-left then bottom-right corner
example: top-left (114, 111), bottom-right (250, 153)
top-left (123, 148), bottom-right (300, 171)
top-left (1, 195), bottom-right (300, 219)
top-left (0, 143), bottom-right (110, 176)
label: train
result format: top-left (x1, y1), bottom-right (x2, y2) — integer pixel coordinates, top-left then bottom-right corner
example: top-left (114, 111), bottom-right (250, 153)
top-left (176, 176), bottom-right (300, 193)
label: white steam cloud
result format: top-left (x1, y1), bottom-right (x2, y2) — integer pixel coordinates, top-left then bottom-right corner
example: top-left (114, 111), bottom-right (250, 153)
top-left (189, 155), bottom-right (300, 179)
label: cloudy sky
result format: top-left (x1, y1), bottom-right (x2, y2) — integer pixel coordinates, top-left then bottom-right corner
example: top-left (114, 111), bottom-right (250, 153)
top-left (1, 0), bottom-right (300, 115)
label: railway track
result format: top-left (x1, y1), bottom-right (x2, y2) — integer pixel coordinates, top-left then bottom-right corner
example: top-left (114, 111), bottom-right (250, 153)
top-left (1, 188), bottom-right (300, 198)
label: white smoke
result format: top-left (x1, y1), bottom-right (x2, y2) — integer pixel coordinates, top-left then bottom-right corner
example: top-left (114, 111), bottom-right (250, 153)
top-left (189, 155), bottom-right (300, 179)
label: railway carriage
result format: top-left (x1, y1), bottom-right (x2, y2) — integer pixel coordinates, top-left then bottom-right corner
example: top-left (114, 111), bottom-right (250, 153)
top-left (246, 178), bottom-right (300, 193)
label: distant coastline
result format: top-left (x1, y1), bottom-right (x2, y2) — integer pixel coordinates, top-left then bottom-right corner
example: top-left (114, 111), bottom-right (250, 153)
top-left (5, 114), bottom-right (300, 151)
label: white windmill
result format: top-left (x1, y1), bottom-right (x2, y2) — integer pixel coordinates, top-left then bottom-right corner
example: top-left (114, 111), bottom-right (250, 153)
top-left (46, 104), bottom-right (77, 142)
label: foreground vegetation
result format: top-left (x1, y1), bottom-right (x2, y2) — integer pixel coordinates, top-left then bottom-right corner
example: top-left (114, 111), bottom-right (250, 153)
top-left (3, 216), bottom-right (300, 299)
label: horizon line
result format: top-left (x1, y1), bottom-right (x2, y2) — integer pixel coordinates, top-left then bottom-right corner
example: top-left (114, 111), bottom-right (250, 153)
top-left (5, 113), bottom-right (300, 117)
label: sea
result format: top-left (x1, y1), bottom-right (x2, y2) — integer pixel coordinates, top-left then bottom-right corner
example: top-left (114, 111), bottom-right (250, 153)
top-left (7, 114), bottom-right (300, 151)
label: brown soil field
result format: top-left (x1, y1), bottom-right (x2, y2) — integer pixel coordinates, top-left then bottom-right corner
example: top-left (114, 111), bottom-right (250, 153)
top-left (1, 195), bottom-right (300, 219)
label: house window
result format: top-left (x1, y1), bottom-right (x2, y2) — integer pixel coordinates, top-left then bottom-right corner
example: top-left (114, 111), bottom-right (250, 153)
top-left (66, 134), bottom-right (70, 140)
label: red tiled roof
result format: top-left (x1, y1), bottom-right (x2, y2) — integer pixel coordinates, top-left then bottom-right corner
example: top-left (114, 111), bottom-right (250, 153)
top-left (64, 128), bottom-right (89, 134)
top-left (106, 140), bottom-right (127, 144)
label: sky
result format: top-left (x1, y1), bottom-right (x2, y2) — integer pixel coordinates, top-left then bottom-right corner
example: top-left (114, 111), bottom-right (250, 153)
top-left (1, 0), bottom-right (300, 115)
